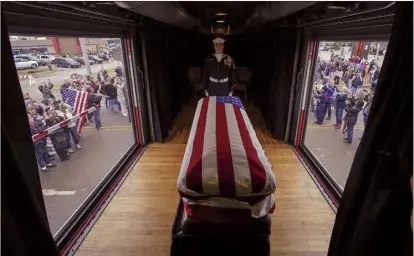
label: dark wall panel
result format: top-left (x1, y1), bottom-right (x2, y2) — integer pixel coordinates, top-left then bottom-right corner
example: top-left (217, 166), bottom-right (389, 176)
top-left (247, 25), bottom-right (297, 140)
top-left (144, 20), bottom-right (295, 142)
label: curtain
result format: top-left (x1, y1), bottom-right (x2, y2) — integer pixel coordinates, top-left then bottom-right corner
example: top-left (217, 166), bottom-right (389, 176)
top-left (144, 21), bottom-right (296, 142)
top-left (142, 21), bottom-right (172, 141)
top-left (165, 28), bottom-right (198, 117)
top-left (1, 14), bottom-right (60, 255)
top-left (328, 2), bottom-right (413, 255)
top-left (250, 27), bottom-right (276, 113)
top-left (266, 27), bottom-right (297, 140)
top-left (250, 26), bottom-right (297, 140)
top-left (143, 21), bottom-right (231, 142)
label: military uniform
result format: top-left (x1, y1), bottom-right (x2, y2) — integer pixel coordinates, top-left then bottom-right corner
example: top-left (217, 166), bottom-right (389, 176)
top-left (202, 38), bottom-right (237, 96)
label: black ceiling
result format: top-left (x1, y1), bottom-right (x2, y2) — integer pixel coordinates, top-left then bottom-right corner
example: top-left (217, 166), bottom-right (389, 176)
top-left (179, 2), bottom-right (263, 29)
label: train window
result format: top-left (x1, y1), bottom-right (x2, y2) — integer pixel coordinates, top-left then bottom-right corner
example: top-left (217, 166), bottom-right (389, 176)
top-left (11, 34), bottom-right (136, 235)
top-left (303, 40), bottom-right (388, 190)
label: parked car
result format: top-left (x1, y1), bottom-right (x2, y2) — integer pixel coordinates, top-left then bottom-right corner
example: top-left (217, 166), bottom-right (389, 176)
top-left (51, 56), bottom-right (64, 65)
top-left (14, 57), bottom-right (38, 70)
top-left (88, 55), bottom-right (103, 64)
top-left (37, 55), bottom-right (56, 65)
top-left (98, 52), bottom-right (109, 61)
top-left (53, 57), bottom-right (81, 68)
top-left (15, 55), bottom-right (45, 66)
top-left (73, 56), bottom-right (94, 66)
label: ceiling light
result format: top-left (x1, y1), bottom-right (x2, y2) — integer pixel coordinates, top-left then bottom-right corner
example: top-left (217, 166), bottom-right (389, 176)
top-left (216, 20), bottom-right (225, 23)
top-left (216, 13), bottom-right (227, 16)
top-left (327, 5), bottom-right (347, 10)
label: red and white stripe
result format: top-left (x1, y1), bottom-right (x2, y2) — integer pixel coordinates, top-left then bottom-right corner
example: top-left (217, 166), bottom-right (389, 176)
top-left (177, 96), bottom-right (276, 219)
top-left (32, 106), bottom-right (99, 142)
top-left (74, 90), bottom-right (89, 134)
top-left (296, 40), bottom-right (316, 147)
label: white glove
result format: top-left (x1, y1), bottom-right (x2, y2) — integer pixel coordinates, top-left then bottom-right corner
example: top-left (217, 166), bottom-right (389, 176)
top-left (229, 91), bottom-right (233, 96)
top-left (205, 90), bottom-right (209, 97)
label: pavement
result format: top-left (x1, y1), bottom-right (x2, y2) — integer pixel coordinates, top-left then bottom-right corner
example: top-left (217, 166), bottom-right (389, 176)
top-left (304, 105), bottom-right (365, 191)
top-left (305, 48), bottom-right (379, 191)
top-left (18, 61), bottom-right (135, 235)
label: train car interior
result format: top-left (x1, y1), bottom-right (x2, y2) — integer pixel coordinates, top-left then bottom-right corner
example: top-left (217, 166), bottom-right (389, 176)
top-left (2, 1), bottom-right (412, 256)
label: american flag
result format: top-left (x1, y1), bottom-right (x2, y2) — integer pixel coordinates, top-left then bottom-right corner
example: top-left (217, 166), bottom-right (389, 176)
top-left (61, 88), bottom-right (89, 134)
top-left (177, 96), bottom-right (276, 220)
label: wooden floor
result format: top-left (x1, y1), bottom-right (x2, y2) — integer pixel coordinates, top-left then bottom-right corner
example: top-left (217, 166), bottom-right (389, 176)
top-left (76, 103), bottom-right (335, 256)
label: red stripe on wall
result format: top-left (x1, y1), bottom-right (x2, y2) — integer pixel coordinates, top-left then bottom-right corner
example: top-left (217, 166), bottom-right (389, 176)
top-left (126, 38), bottom-right (132, 56)
top-left (76, 38), bottom-right (82, 56)
top-left (296, 110), bottom-right (305, 148)
top-left (233, 105), bottom-right (266, 194)
top-left (52, 37), bottom-right (60, 55)
top-left (308, 41), bottom-right (314, 60)
top-left (134, 106), bottom-right (142, 145)
top-left (216, 103), bottom-right (235, 197)
top-left (186, 97), bottom-right (209, 194)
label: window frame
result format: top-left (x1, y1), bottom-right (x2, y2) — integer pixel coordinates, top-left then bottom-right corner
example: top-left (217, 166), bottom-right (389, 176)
top-left (289, 8), bottom-right (395, 209)
top-left (2, 1), bottom-right (147, 252)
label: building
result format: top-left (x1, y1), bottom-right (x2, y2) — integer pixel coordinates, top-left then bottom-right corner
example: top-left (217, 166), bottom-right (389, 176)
top-left (10, 36), bottom-right (109, 56)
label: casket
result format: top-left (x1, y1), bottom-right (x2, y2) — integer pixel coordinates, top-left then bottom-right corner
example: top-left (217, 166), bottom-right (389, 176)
top-left (177, 96), bottom-right (277, 221)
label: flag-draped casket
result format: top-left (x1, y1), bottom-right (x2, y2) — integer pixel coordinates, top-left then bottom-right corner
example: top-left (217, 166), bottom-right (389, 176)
top-left (177, 96), bottom-right (276, 222)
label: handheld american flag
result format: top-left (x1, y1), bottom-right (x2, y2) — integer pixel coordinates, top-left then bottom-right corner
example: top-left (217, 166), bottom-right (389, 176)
top-left (61, 88), bottom-right (89, 134)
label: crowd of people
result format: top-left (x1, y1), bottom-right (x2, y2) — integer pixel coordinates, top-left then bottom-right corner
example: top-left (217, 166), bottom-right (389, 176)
top-left (311, 54), bottom-right (378, 144)
top-left (26, 64), bottom-right (129, 172)
top-left (316, 53), bottom-right (381, 93)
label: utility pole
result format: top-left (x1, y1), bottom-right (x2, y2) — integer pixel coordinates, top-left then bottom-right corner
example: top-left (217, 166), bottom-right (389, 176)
top-left (79, 38), bottom-right (92, 77)
top-left (375, 43), bottom-right (380, 59)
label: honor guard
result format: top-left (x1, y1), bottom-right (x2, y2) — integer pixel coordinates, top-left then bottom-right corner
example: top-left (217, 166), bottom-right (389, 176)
top-left (202, 37), bottom-right (237, 96)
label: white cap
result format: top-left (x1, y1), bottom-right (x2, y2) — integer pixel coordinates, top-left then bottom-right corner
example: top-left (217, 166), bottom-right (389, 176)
top-left (212, 37), bottom-right (225, 44)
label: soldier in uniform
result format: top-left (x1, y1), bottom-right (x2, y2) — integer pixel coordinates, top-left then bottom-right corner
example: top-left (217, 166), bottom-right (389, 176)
top-left (202, 37), bottom-right (237, 96)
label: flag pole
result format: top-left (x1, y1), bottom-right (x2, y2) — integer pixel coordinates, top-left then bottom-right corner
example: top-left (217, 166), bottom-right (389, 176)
top-left (79, 38), bottom-right (92, 77)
